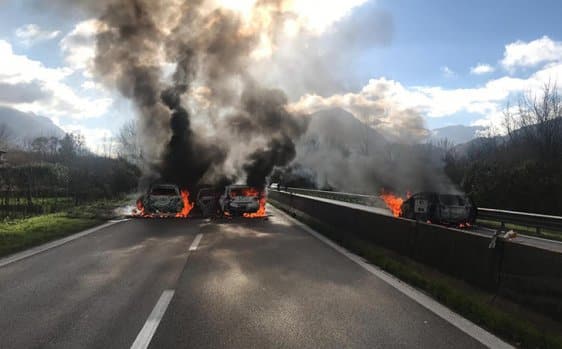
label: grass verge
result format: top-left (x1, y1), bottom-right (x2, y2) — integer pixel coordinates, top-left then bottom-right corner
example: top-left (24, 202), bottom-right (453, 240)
top-left (271, 200), bottom-right (562, 349)
top-left (0, 199), bottom-right (127, 259)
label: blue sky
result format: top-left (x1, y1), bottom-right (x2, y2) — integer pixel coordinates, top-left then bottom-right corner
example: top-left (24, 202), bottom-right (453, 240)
top-left (1, 0), bottom-right (561, 149)
top-left (367, 0), bottom-right (562, 86)
top-left (345, 0), bottom-right (562, 129)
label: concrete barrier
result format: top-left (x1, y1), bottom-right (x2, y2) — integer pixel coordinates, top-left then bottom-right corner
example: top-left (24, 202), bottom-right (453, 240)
top-left (269, 190), bottom-right (562, 321)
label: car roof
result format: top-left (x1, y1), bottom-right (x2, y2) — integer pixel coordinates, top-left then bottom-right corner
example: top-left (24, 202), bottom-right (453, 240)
top-left (151, 184), bottom-right (179, 189)
top-left (411, 192), bottom-right (466, 196)
top-left (227, 185), bottom-right (251, 189)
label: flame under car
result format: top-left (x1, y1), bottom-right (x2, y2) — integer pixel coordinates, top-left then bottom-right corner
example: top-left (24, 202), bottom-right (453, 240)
top-left (219, 185), bottom-right (265, 217)
top-left (400, 192), bottom-right (477, 226)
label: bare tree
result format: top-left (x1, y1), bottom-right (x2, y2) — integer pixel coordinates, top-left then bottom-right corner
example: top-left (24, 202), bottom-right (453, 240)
top-left (0, 123), bottom-right (12, 149)
top-left (117, 120), bottom-right (143, 165)
top-left (31, 137), bottom-right (49, 154)
top-left (504, 82), bottom-right (562, 159)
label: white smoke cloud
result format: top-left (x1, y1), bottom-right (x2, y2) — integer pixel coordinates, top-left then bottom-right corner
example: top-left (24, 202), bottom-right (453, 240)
top-left (291, 78), bottom-right (429, 143)
top-left (216, 0), bottom-right (369, 35)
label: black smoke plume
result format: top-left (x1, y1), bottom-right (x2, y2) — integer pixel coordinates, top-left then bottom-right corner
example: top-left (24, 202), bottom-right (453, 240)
top-left (46, 0), bottom-right (308, 190)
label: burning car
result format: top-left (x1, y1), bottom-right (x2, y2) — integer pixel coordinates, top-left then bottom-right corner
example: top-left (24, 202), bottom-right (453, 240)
top-left (136, 184), bottom-right (193, 218)
top-left (219, 185), bottom-right (266, 217)
top-left (400, 192), bottom-right (477, 225)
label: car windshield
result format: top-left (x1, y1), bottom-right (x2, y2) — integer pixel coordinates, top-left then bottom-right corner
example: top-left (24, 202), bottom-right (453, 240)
top-left (151, 187), bottom-right (177, 196)
top-left (199, 189), bottom-right (216, 197)
top-left (230, 188), bottom-right (259, 197)
top-left (439, 195), bottom-right (466, 206)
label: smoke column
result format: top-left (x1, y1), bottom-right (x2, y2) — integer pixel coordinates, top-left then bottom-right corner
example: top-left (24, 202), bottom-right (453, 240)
top-left (50, 0), bottom-right (309, 190)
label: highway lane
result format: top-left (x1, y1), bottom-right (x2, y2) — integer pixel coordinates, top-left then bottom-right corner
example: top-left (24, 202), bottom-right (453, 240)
top-left (0, 208), bottom-right (508, 348)
top-left (150, 207), bottom-right (493, 349)
top-left (0, 219), bottom-right (201, 349)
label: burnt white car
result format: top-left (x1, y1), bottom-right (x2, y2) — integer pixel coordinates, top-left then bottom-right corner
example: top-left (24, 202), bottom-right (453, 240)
top-left (219, 185), bottom-right (262, 216)
top-left (141, 184), bottom-right (183, 216)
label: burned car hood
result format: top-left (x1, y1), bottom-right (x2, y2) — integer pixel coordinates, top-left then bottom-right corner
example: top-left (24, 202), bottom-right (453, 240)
top-left (147, 195), bottom-right (182, 213)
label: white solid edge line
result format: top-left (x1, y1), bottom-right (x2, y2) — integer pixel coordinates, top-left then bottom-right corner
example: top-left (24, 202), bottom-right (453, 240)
top-left (269, 206), bottom-right (513, 349)
top-left (131, 290), bottom-right (175, 349)
top-left (0, 219), bottom-right (130, 268)
top-left (189, 233), bottom-right (203, 251)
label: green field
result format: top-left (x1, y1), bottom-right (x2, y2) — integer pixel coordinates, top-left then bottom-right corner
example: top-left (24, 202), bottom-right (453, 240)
top-left (0, 199), bottom-right (128, 258)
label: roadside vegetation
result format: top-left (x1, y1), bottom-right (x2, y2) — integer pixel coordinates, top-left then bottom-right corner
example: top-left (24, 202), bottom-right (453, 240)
top-left (0, 130), bottom-right (140, 258)
top-left (443, 84), bottom-right (562, 216)
top-left (271, 200), bottom-right (562, 349)
top-left (0, 199), bottom-right (128, 258)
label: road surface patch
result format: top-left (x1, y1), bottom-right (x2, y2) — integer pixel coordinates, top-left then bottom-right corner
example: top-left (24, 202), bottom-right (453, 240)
top-left (131, 232), bottom-right (204, 348)
top-left (189, 233), bottom-right (203, 251)
top-left (270, 205), bottom-right (513, 349)
top-left (130, 290), bottom-right (175, 349)
top-left (0, 219), bottom-right (129, 268)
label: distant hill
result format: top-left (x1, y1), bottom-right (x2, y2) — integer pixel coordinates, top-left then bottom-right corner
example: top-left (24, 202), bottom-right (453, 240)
top-left (292, 108), bottom-right (457, 194)
top-left (429, 125), bottom-right (485, 145)
top-left (300, 108), bottom-right (388, 154)
top-left (0, 106), bottom-right (65, 145)
top-left (453, 117), bottom-right (562, 157)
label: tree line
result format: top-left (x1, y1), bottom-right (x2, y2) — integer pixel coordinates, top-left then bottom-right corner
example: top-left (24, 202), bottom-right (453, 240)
top-left (0, 132), bottom-right (140, 219)
top-left (443, 84), bottom-right (562, 215)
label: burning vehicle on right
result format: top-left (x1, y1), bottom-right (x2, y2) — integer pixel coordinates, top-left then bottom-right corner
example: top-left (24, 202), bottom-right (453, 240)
top-left (219, 185), bottom-right (266, 217)
top-left (400, 192), bottom-right (477, 226)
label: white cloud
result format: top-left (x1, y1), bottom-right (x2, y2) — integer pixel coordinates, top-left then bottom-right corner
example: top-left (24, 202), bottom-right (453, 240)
top-left (61, 124), bottom-right (116, 155)
top-left (60, 19), bottom-right (104, 76)
top-left (15, 24), bottom-right (61, 46)
top-left (0, 39), bottom-right (112, 120)
top-left (291, 58), bottom-right (562, 136)
top-left (0, 40), bottom-right (71, 84)
top-left (470, 63), bottom-right (495, 75)
top-left (441, 66), bottom-right (455, 77)
top-left (501, 36), bottom-right (562, 70)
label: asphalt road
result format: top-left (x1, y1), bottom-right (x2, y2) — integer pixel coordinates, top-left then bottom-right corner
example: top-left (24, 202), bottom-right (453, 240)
top-left (0, 207), bottom-right (504, 349)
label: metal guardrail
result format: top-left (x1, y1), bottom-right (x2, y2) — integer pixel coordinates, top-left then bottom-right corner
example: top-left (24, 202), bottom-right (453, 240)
top-left (278, 187), bottom-right (384, 207)
top-left (478, 208), bottom-right (562, 233)
top-left (275, 187), bottom-right (562, 233)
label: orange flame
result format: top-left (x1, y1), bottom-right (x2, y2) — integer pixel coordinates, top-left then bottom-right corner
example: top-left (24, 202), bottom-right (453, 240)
top-left (243, 195), bottom-right (267, 218)
top-left (136, 198), bottom-right (145, 216)
top-left (231, 187), bottom-right (261, 198)
top-left (176, 190), bottom-right (194, 218)
top-left (380, 191), bottom-right (404, 217)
